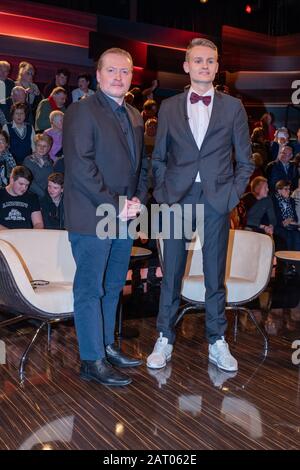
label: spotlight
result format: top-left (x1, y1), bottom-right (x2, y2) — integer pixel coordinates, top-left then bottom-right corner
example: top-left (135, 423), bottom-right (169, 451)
top-left (199, 0), bottom-right (208, 4)
top-left (245, 4), bottom-right (252, 14)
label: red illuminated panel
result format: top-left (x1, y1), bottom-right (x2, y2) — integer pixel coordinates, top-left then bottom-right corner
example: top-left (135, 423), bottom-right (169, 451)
top-left (0, 11), bottom-right (95, 47)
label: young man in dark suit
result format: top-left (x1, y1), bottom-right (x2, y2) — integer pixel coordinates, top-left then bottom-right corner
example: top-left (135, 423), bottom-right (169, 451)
top-left (63, 48), bottom-right (148, 386)
top-left (147, 38), bottom-right (254, 373)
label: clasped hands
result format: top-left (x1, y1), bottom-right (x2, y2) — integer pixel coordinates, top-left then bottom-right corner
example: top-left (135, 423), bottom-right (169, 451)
top-left (118, 197), bottom-right (141, 221)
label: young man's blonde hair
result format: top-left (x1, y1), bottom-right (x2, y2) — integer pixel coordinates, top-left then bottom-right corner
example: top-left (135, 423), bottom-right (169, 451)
top-left (97, 48), bottom-right (133, 71)
top-left (185, 38), bottom-right (218, 62)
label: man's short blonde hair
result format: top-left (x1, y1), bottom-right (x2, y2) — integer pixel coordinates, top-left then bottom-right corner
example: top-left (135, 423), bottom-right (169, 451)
top-left (97, 48), bottom-right (133, 71)
top-left (185, 38), bottom-right (218, 62)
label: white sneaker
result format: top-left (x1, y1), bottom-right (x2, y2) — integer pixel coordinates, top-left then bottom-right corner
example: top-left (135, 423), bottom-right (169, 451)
top-left (208, 337), bottom-right (238, 372)
top-left (207, 363), bottom-right (237, 388)
top-left (147, 364), bottom-right (172, 388)
top-left (147, 333), bottom-right (173, 369)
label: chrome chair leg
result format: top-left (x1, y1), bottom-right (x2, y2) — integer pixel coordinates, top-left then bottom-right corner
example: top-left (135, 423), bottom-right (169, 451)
top-left (175, 305), bottom-right (201, 326)
top-left (233, 309), bottom-right (239, 343)
top-left (19, 321), bottom-right (47, 384)
top-left (47, 323), bottom-right (51, 352)
top-left (241, 307), bottom-right (268, 356)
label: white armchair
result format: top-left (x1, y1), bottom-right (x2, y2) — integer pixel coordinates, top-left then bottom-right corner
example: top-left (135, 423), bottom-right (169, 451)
top-left (158, 229), bottom-right (274, 355)
top-left (0, 229), bottom-right (75, 381)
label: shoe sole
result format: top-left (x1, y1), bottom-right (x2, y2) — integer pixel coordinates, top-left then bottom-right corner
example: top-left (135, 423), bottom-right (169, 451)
top-left (146, 354), bottom-right (172, 369)
top-left (208, 355), bottom-right (238, 373)
top-left (80, 373), bottom-right (132, 386)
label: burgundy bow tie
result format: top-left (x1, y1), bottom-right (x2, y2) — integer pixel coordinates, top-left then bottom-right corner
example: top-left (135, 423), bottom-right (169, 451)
top-left (190, 92), bottom-right (211, 106)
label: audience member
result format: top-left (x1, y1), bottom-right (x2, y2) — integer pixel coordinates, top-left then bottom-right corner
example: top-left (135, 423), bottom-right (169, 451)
top-left (2, 102), bottom-right (35, 164)
top-left (35, 87), bottom-right (66, 132)
top-left (0, 165), bottom-right (43, 229)
top-left (23, 133), bottom-right (53, 198)
top-left (15, 61), bottom-right (42, 115)
top-left (0, 130), bottom-right (16, 188)
top-left (40, 172), bottom-right (64, 229)
top-left (0, 61), bottom-right (14, 118)
top-left (241, 176), bottom-right (276, 234)
top-left (267, 145), bottom-right (298, 192)
top-left (72, 74), bottom-right (95, 102)
top-left (44, 110), bottom-right (64, 162)
top-left (43, 68), bottom-right (71, 106)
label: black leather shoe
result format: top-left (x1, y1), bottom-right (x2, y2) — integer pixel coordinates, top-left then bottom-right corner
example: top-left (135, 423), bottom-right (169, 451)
top-left (80, 359), bottom-right (132, 386)
top-left (106, 344), bottom-right (143, 368)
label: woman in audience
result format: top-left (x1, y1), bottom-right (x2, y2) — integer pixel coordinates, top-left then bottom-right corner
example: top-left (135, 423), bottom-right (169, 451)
top-left (15, 61), bottom-right (42, 116)
top-left (240, 176), bottom-right (276, 234)
top-left (270, 127), bottom-right (290, 161)
top-left (2, 102), bottom-right (35, 164)
top-left (44, 110), bottom-right (64, 162)
top-left (0, 130), bottom-right (16, 188)
top-left (23, 133), bottom-right (53, 198)
top-left (272, 179), bottom-right (300, 251)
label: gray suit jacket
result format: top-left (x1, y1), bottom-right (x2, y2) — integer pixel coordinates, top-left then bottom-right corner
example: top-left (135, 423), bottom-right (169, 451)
top-left (152, 89), bottom-right (254, 214)
top-left (63, 90), bottom-right (148, 235)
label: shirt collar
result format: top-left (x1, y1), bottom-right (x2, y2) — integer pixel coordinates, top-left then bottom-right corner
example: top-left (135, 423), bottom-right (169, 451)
top-left (101, 91), bottom-right (125, 112)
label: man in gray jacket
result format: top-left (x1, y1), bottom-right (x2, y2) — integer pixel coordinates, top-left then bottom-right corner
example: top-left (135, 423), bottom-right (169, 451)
top-left (147, 38), bottom-right (254, 372)
top-left (63, 48), bottom-right (148, 387)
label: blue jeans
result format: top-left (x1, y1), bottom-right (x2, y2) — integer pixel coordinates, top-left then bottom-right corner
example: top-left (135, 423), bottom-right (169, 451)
top-left (69, 232), bottom-right (133, 360)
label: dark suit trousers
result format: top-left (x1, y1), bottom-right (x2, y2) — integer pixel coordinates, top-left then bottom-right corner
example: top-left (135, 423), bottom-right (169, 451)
top-left (157, 183), bottom-right (230, 344)
top-left (69, 232), bottom-right (133, 360)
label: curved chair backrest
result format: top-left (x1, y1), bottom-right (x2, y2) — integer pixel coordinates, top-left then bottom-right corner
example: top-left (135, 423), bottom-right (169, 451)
top-left (0, 229), bottom-right (75, 283)
top-left (158, 229), bottom-right (274, 304)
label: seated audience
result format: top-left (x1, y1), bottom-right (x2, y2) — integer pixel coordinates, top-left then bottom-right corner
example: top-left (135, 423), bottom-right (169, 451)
top-left (43, 68), bottom-right (71, 106)
top-left (6, 86), bottom-right (34, 124)
top-left (141, 99), bottom-right (158, 123)
top-left (0, 165), bottom-right (43, 229)
top-left (291, 178), bottom-right (300, 224)
top-left (272, 179), bottom-right (300, 251)
top-left (267, 145), bottom-right (298, 192)
top-left (53, 155), bottom-right (64, 174)
top-left (23, 133), bottom-right (53, 198)
top-left (35, 87), bottom-right (66, 133)
top-left (40, 172), bottom-right (64, 229)
top-left (241, 176), bottom-right (276, 235)
top-left (3, 102), bottom-right (35, 164)
top-left (245, 152), bottom-right (265, 192)
top-left (44, 110), bottom-right (64, 162)
top-left (72, 74), bottom-right (95, 102)
top-left (270, 127), bottom-right (290, 161)
top-left (251, 127), bottom-right (270, 165)
top-left (0, 61), bottom-right (14, 119)
top-left (254, 112), bottom-right (276, 142)
top-left (0, 108), bottom-right (6, 128)
top-left (0, 130), bottom-right (16, 188)
top-left (15, 61), bottom-right (42, 116)
top-left (292, 127), bottom-right (300, 156)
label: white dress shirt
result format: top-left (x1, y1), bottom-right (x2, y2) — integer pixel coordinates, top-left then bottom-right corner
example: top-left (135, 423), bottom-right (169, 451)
top-left (187, 86), bottom-right (214, 182)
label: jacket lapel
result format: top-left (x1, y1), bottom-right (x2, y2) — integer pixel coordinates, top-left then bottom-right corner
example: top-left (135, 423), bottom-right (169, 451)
top-left (96, 91), bottom-right (135, 168)
top-left (179, 90), bottom-right (199, 152)
top-left (199, 90), bottom-right (223, 156)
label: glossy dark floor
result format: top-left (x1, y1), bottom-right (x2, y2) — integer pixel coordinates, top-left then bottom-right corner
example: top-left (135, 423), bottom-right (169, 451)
top-left (0, 276), bottom-right (300, 450)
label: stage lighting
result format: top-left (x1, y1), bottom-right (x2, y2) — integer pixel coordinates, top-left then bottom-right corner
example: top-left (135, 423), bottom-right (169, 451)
top-left (245, 4), bottom-right (252, 14)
